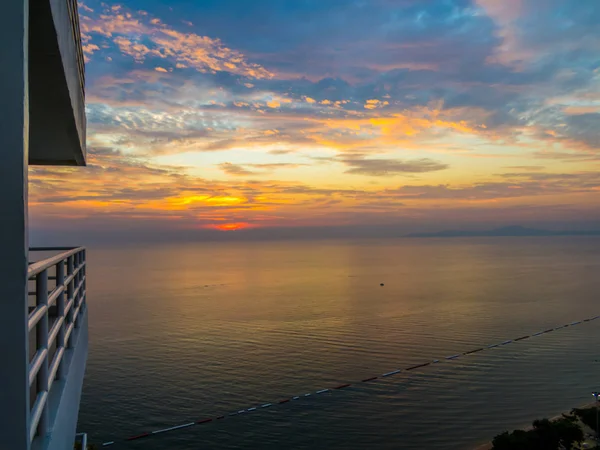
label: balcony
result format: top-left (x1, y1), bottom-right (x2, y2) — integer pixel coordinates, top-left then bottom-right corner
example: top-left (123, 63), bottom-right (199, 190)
top-left (29, 0), bottom-right (86, 166)
top-left (0, 0), bottom-right (88, 448)
top-left (28, 247), bottom-right (88, 450)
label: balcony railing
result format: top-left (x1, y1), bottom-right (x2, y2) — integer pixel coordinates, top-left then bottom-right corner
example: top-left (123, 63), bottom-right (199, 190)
top-left (28, 247), bottom-right (86, 445)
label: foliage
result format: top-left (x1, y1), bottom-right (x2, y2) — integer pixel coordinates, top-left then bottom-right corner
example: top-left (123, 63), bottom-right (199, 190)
top-left (572, 406), bottom-right (599, 432)
top-left (552, 415), bottom-right (586, 449)
top-left (492, 429), bottom-right (534, 450)
top-left (492, 415), bottom-right (584, 450)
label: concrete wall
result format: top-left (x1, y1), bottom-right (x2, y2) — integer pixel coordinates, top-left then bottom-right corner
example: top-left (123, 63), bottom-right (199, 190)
top-left (0, 0), bottom-right (31, 449)
top-left (0, 1), bottom-right (88, 448)
top-left (50, 0), bottom-right (86, 155)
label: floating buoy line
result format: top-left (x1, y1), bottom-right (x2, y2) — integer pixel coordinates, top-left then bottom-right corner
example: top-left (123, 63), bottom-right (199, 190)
top-left (100, 315), bottom-right (599, 447)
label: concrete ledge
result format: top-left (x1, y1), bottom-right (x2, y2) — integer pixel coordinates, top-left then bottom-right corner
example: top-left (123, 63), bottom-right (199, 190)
top-left (29, 0), bottom-right (86, 166)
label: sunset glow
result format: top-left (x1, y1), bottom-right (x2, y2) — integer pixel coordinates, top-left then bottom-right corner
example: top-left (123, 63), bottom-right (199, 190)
top-left (207, 222), bottom-right (253, 232)
top-left (28, 0), bottom-right (600, 241)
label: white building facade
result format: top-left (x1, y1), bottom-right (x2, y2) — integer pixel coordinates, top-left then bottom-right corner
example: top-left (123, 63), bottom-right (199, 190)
top-left (0, 0), bottom-right (88, 449)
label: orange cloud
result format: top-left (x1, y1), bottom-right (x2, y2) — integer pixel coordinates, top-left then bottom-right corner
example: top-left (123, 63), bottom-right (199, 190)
top-left (364, 99), bottom-right (389, 109)
top-left (312, 107), bottom-right (478, 147)
top-left (563, 106), bottom-right (600, 115)
top-left (28, 146), bottom-right (600, 234)
top-left (82, 43), bottom-right (100, 55)
top-left (169, 195), bottom-right (246, 208)
top-left (81, 5), bottom-right (273, 78)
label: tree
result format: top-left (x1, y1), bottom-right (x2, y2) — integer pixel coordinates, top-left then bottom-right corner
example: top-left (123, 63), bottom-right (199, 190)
top-left (492, 430), bottom-right (534, 450)
top-left (531, 418), bottom-right (560, 449)
top-left (573, 406), bottom-right (599, 432)
top-left (553, 416), bottom-right (584, 450)
top-left (492, 415), bottom-right (583, 450)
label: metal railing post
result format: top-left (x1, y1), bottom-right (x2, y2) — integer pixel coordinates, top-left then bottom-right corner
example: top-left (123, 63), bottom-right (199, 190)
top-left (67, 255), bottom-right (74, 346)
top-left (35, 270), bottom-right (49, 438)
top-left (56, 260), bottom-right (65, 380)
top-left (74, 251), bottom-right (81, 328)
top-left (82, 249), bottom-right (86, 308)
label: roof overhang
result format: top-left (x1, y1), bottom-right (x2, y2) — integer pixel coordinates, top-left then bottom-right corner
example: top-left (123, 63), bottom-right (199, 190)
top-left (29, 0), bottom-right (86, 166)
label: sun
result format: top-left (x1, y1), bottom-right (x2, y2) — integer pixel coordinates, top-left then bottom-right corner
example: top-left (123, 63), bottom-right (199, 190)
top-left (207, 222), bottom-right (252, 231)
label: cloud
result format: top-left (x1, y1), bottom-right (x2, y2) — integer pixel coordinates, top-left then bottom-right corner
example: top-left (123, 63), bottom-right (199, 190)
top-left (28, 142), bottom-right (600, 239)
top-left (475, 0), bottom-right (527, 66)
top-left (218, 163), bottom-right (257, 176)
top-left (27, 0), bottom-right (600, 239)
top-left (499, 171), bottom-right (600, 183)
top-left (387, 171), bottom-right (600, 200)
top-left (364, 99), bottom-right (389, 109)
top-left (533, 150), bottom-right (600, 161)
top-left (218, 162), bottom-right (307, 176)
top-left (505, 166), bottom-right (545, 171)
top-left (80, 4), bottom-right (273, 78)
top-left (563, 113), bottom-right (600, 149)
top-left (268, 149), bottom-right (294, 155)
top-left (340, 156), bottom-right (448, 177)
top-left (248, 163), bottom-right (307, 170)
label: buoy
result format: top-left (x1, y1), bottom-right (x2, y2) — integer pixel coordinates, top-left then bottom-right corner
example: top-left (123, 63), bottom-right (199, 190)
top-left (380, 283), bottom-right (384, 286)
top-left (153, 423), bottom-right (194, 434)
top-left (406, 362), bottom-right (430, 371)
top-left (126, 432), bottom-right (150, 441)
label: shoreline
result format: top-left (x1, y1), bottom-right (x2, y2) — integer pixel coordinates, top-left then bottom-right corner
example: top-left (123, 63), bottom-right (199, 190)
top-left (472, 402), bottom-right (598, 450)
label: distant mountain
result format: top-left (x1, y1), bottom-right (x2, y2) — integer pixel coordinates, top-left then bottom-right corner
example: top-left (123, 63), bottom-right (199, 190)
top-left (405, 225), bottom-right (600, 238)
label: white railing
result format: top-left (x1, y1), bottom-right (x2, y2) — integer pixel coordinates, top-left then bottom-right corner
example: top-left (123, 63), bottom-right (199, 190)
top-left (28, 247), bottom-right (86, 444)
top-left (75, 432), bottom-right (88, 450)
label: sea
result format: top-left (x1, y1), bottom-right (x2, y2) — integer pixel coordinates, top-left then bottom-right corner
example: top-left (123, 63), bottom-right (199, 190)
top-left (76, 236), bottom-right (600, 449)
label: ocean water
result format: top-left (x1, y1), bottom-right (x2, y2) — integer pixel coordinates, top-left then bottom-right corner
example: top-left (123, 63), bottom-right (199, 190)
top-left (78, 236), bottom-right (600, 449)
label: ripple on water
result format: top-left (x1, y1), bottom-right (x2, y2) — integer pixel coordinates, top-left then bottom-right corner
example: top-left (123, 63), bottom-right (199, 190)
top-left (79, 238), bottom-right (600, 449)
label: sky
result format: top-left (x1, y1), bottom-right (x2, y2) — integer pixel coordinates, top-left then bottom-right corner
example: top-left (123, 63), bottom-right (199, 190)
top-left (29, 0), bottom-right (600, 242)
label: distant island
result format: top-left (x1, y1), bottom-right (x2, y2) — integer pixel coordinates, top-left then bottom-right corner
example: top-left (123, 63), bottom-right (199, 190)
top-left (405, 225), bottom-right (600, 238)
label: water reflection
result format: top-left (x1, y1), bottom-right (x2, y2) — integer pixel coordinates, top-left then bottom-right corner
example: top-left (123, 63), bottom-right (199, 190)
top-left (80, 237), bottom-right (600, 449)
